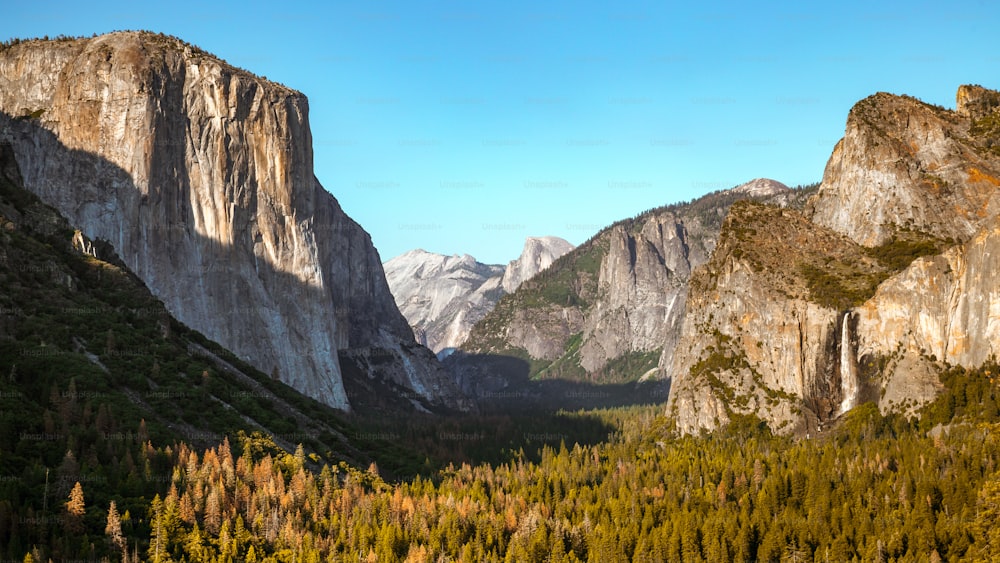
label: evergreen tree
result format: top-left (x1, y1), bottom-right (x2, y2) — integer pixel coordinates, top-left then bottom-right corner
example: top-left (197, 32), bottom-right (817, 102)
top-left (147, 495), bottom-right (168, 563)
top-left (105, 501), bottom-right (125, 557)
top-left (974, 477), bottom-right (1000, 562)
top-left (63, 482), bottom-right (85, 534)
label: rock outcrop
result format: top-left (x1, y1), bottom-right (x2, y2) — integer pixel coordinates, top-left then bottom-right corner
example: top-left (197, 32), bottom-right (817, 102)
top-left (808, 90), bottom-right (1000, 246)
top-left (854, 224), bottom-right (1000, 414)
top-left (500, 236), bottom-right (575, 293)
top-left (665, 202), bottom-right (892, 433)
top-left (668, 85), bottom-right (1000, 433)
top-left (384, 237), bottom-right (573, 354)
top-left (384, 250), bottom-right (506, 353)
top-left (0, 32), bottom-right (468, 411)
top-left (462, 179), bottom-right (806, 383)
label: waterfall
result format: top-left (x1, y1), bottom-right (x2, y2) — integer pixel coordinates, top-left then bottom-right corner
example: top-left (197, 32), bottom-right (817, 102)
top-left (838, 312), bottom-right (858, 415)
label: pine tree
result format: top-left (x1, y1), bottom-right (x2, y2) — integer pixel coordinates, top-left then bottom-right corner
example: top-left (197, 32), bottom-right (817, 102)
top-left (294, 443), bottom-right (306, 470)
top-left (205, 490), bottom-right (222, 534)
top-left (57, 450), bottom-right (80, 495)
top-left (63, 481), bottom-right (85, 534)
top-left (184, 522), bottom-right (205, 561)
top-left (106, 500), bottom-right (126, 556)
top-left (148, 495), bottom-right (167, 563)
top-left (974, 477), bottom-right (1000, 562)
top-left (178, 491), bottom-right (196, 525)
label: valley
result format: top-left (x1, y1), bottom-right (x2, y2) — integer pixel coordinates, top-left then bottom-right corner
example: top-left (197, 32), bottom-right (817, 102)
top-left (1, 30), bottom-right (999, 562)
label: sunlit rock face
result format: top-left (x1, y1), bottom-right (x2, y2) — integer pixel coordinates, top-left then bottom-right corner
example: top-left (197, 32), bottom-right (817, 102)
top-left (0, 32), bottom-right (469, 411)
top-left (384, 237), bottom-right (573, 354)
top-left (461, 178), bottom-right (797, 387)
top-left (500, 236), bottom-right (575, 294)
top-left (665, 203), bottom-right (872, 434)
top-left (385, 250), bottom-right (506, 354)
top-left (667, 86), bottom-right (1000, 433)
top-left (808, 89), bottom-right (1000, 247)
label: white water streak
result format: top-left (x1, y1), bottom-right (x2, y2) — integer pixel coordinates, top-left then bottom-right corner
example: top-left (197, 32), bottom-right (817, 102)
top-left (839, 312), bottom-right (859, 414)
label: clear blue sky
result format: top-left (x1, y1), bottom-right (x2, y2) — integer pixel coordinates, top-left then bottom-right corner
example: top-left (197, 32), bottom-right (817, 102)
top-left (4, 1), bottom-right (999, 264)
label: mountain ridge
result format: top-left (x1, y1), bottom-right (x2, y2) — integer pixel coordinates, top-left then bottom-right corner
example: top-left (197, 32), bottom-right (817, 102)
top-left (384, 236), bottom-right (573, 353)
top-left (458, 178), bottom-right (809, 388)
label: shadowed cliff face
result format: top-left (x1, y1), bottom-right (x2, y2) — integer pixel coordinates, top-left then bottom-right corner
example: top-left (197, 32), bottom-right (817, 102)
top-left (0, 32), bottom-right (469, 411)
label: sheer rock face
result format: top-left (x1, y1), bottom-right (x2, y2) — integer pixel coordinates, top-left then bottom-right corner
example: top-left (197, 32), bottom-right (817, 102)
top-left (384, 250), bottom-right (506, 353)
top-left (584, 181), bottom-right (800, 380)
top-left (578, 212), bottom-right (703, 374)
top-left (807, 86), bottom-right (1000, 418)
top-left (0, 32), bottom-right (468, 411)
top-left (462, 179), bottom-right (796, 383)
top-left (500, 236), bottom-right (575, 293)
top-left (668, 86), bottom-right (1000, 433)
top-left (855, 225), bottom-right (1000, 413)
top-left (807, 91), bottom-right (1000, 247)
top-left (384, 237), bottom-right (573, 354)
top-left (665, 203), bottom-right (881, 434)
top-left (856, 225), bottom-right (1000, 369)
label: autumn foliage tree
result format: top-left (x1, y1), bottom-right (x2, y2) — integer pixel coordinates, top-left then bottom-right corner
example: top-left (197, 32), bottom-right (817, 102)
top-left (62, 482), bottom-right (85, 534)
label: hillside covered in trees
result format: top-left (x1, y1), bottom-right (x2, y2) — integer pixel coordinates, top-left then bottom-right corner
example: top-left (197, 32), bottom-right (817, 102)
top-left (5, 359), bottom-right (999, 562)
top-left (2, 133), bottom-right (1000, 561)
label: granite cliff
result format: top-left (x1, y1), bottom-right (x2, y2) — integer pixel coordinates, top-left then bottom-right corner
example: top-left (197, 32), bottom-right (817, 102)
top-left (500, 236), bottom-right (575, 293)
top-left (384, 237), bottom-right (573, 354)
top-left (808, 86), bottom-right (1000, 245)
top-left (0, 32), bottom-right (468, 411)
top-left (668, 85), bottom-right (1000, 433)
top-left (385, 250), bottom-right (505, 354)
top-left (461, 179), bottom-right (809, 384)
top-left (665, 202), bottom-right (905, 433)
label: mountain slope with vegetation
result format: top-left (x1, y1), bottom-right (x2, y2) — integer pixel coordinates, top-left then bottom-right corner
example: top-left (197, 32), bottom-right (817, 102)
top-left (458, 179), bottom-right (816, 390)
top-left (0, 141), bottom-right (461, 559)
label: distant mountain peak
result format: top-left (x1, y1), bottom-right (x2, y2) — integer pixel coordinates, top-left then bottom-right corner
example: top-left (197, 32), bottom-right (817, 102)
top-left (385, 236), bottom-right (574, 352)
top-left (501, 236), bottom-right (575, 293)
top-left (730, 178), bottom-right (790, 197)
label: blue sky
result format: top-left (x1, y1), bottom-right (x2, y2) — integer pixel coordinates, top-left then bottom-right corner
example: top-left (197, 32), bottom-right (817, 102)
top-left (4, 1), bottom-right (999, 264)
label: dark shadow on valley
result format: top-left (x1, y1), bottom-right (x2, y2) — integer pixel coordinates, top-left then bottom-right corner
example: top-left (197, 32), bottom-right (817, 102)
top-left (443, 351), bottom-right (671, 413)
top-left (340, 349), bottom-right (665, 478)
